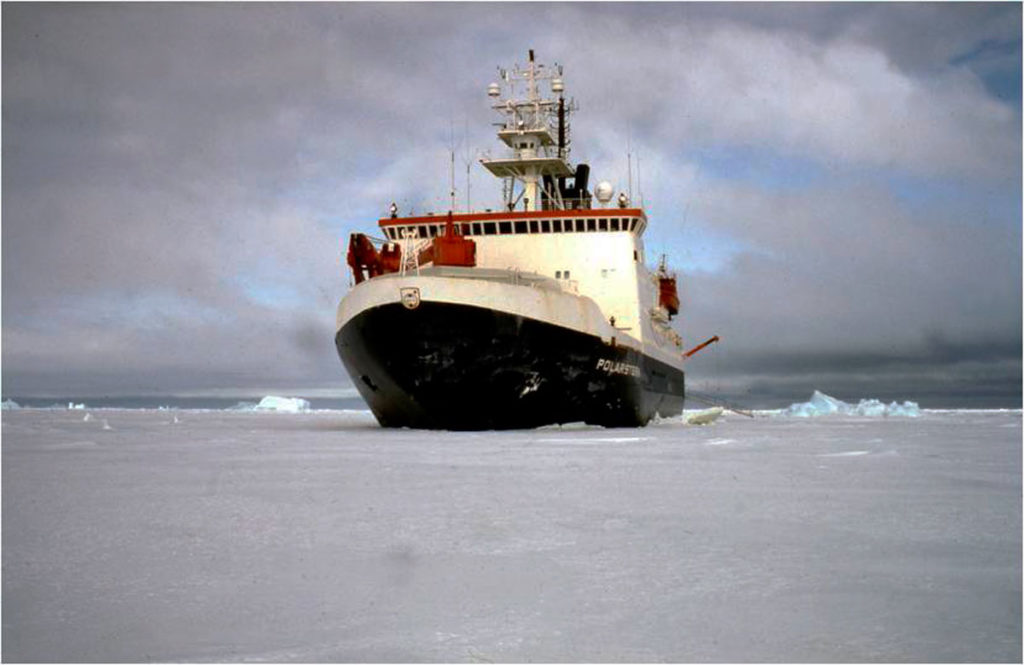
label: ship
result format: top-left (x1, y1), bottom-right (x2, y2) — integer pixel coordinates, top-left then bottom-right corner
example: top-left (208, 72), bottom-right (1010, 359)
top-left (335, 51), bottom-right (715, 430)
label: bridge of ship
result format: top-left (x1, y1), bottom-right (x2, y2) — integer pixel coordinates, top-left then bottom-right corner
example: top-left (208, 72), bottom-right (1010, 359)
top-left (377, 208), bottom-right (648, 242)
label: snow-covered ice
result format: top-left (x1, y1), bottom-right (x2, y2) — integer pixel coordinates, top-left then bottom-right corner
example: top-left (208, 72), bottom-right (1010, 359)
top-left (2, 407), bottom-right (1020, 662)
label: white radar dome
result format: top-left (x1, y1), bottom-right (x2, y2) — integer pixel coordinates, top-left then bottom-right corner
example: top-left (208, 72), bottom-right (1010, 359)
top-left (595, 180), bottom-right (614, 203)
top-left (487, 82), bottom-right (500, 97)
top-left (551, 78), bottom-right (564, 93)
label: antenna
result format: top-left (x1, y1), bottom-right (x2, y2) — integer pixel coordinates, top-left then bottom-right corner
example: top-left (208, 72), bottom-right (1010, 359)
top-left (462, 116), bottom-right (472, 212)
top-left (627, 134), bottom-right (633, 202)
top-left (449, 118), bottom-right (456, 211)
top-left (636, 148), bottom-right (643, 208)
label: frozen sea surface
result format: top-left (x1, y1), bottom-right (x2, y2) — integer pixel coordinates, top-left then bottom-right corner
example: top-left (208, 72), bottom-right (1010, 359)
top-left (3, 409), bottom-right (1020, 662)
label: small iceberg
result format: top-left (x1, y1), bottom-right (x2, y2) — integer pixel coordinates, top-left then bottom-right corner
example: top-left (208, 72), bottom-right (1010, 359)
top-left (67, 402), bottom-right (86, 410)
top-left (252, 395), bottom-right (311, 413)
top-left (1, 399), bottom-right (21, 410)
top-left (782, 390), bottom-right (919, 418)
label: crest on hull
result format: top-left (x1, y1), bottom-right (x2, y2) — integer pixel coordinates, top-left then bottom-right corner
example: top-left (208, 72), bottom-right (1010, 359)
top-left (400, 287), bottom-right (421, 310)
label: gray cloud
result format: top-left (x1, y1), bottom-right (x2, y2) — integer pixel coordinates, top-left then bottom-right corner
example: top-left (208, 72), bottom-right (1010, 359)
top-left (2, 3), bottom-right (1020, 406)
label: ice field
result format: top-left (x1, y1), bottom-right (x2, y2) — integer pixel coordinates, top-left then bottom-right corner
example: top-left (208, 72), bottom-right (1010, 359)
top-left (2, 405), bottom-right (1021, 662)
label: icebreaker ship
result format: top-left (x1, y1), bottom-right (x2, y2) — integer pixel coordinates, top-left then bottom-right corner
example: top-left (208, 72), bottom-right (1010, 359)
top-left (336, 52), bottom-right (713, 429)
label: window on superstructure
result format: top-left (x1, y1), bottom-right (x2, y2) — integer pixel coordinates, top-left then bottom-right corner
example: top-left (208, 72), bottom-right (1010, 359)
top-left (529, 220), bottom-right (539, 233)
top-left (628, 219), bottom-right (637, 231)
top-left (587, 219), bottom-right (596, 232)
top-left (611, 218), bottom-right (620, 232)
top-left (541, 220), bottom-right (550, 233)
top-left (460, 223), bottom-right (472, 235)
top-left (555, 270), bottom-right (562, 279)
top-left (483, 222), bottom-right (496, 235)
top-left (599, 218), bottom-right (608, 231)
top-left (473, 222), bottom-right (482, 235)
top-left (514, 220), bottom-right (527, 234)
top-left (417, 225), bottom-right (427, 238)
top-left (499, 221), bottom-right (512, 234)
top-left (564, 270), bottom-right (570, 279)
top-left (553, 219), bottom-right (563, 232)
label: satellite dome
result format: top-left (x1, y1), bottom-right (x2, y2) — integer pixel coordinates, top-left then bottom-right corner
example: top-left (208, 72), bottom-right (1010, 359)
top-left (551, 78), bottom-right (564, 93)
top-left (487, 82), bottom-right (500, 97)
top-left (595, 180), bottom-right (614, 203)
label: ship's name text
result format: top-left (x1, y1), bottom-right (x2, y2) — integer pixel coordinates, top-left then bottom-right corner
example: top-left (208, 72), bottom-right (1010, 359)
top-left (596, 358), bottom-right (641, 377)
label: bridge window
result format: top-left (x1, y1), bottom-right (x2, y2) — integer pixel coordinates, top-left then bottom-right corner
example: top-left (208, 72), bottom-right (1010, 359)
top-left (529, 220), bottom-right (539, 233)
top-left (499, 221), bottom-right (512, 234)
top-left (514, 220), bottom-right (527, 234)
top-left (541, 219), bottom-right (550, 233)
top-left (599, 218), bottom-right (608, 231)
top-left (473, 222), bottom-right (482, 235)
top-left (483, 222), bottom-right (496, 235)
top-left (611, 218), bottom-right (620, 231)
top-left (587, 218), bottom-right (596, 232)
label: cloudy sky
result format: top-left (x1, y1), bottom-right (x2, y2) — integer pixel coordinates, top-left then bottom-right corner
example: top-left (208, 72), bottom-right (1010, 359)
top-left (3, 2), bottom-right (1021, 407)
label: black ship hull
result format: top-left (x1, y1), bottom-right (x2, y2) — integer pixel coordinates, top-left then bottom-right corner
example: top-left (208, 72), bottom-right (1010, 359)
top-left (336, 301), bottom-right (685, 430)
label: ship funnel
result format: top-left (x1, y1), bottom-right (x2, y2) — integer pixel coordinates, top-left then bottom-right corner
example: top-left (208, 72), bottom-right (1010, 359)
top-left (575, 163), bottom-right (590, 195)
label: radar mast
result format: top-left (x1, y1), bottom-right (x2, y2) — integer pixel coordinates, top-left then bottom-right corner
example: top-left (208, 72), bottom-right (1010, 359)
top-left (480, 50), bottom-right (583, 212)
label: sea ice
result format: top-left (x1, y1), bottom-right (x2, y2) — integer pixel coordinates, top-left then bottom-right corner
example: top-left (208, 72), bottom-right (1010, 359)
top-left (781, 390), bottom-right (920, 417)
top-left (2, 407), bottom-right (1018, 662)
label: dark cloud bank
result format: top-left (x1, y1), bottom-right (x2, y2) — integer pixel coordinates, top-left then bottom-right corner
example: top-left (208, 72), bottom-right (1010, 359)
top-left (3, 3), bottom-right (1020, 408)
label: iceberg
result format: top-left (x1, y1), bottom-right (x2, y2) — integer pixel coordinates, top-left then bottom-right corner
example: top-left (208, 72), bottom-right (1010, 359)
top-left (252, 395), bottom-right (311, 413)
top-left (1, 399), bottom-right (21, 410)
top-left (783, 391), bottom-right (919, 418)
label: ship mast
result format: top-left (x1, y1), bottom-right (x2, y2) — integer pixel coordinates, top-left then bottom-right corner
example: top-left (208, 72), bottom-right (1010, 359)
top-left (480, 50), bottom-right (582, 212)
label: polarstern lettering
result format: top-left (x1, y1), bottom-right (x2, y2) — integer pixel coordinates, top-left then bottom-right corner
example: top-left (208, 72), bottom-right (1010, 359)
top-left (596, 358), bottom-right (641, 377)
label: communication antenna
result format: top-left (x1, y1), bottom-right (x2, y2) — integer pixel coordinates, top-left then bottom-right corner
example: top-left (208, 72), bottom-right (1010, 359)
top-left (449, 118), bottom-right (456, 211)
top-left (626, 134), bottom-right (633, 202)
top-left (464, 117), bottom-right (471, 212)
top-left (637, 148), bottom-right (643, 208)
